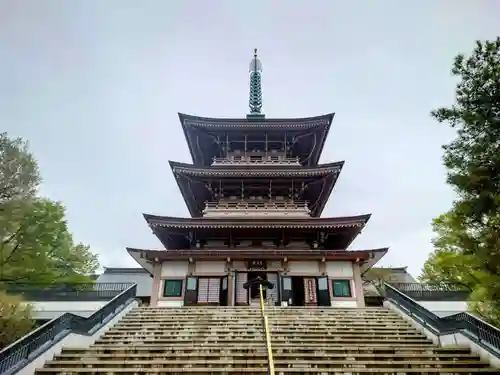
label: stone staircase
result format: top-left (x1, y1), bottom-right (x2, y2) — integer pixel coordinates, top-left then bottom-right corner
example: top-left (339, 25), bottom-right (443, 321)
top-left (35, 306), bottom-right (499, 374)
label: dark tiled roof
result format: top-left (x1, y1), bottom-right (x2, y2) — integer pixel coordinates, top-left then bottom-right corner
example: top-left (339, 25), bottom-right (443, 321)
top-left (363, 266), bottom-right (417, 283)
top-left (102, 267), bottom-right (149, 274)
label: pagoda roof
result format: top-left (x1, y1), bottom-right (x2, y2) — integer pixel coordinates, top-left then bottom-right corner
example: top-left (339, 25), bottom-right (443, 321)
top-left (126, 247), bottom-right (388, 275)
top-left (169, 161), bottom-right (343, 217)
top-left (143, 214), bottom-right (370, 250)
top-left (144, 214), bottom-right (370, 229)
top-left (179, 112), bottom-right (334, 166)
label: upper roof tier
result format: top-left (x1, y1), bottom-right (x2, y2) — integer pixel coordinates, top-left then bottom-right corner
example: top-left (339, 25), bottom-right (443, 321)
top-left (179, 112), bottom-right (334, 167)
top-left (169, 160), bottom-right (343, 218)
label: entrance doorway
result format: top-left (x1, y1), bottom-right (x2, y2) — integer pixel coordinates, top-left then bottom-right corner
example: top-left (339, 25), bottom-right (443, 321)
top-left (247, 271), bottom-right (267, 300)
top-left (291, 276), bottom-right (305, 306)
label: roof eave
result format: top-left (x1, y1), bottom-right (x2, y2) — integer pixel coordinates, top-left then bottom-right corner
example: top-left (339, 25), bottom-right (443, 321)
top-left (310, 112), bottom-right (335, 165)
top-left (168, 160), bottom-right (203, 217)
top-left (359, 247), bottom-right (389, 274)
top-left (126, 248), bottom-right (155, 276)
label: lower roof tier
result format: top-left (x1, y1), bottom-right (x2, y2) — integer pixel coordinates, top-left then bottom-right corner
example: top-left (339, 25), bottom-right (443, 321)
top-left (126, 247), bottom-right (388, 276)
top-left (143, 214), bottom-right (371, 250)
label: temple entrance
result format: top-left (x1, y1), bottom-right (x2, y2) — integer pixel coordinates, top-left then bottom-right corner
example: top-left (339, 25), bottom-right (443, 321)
top-left (291, 276), bottom-right (305, 306)
top-left (247, 271), bottom-right (267, 302)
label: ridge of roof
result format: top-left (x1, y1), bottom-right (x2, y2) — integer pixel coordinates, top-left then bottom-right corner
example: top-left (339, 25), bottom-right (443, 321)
top-left (178, 112), bottom-right (335, 125)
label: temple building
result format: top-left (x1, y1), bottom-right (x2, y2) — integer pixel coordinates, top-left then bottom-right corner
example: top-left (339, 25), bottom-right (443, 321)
top-left (127, 49), bottom-right (389, 308)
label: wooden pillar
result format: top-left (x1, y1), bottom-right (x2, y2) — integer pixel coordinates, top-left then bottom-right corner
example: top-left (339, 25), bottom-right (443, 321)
top-left (226, 259), bottom-right (234, 306)
top-left (150, 262), bottom-right (162, 307)
top-left (352, 261), bottom-right (366, 308)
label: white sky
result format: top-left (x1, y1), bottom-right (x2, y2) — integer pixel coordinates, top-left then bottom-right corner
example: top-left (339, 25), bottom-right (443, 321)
top-left (1, 0), bottom-right (499, 277)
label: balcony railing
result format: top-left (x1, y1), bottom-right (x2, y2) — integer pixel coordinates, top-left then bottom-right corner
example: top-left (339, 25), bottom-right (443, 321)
top-left (212, 155), bottom-right (300, 166)
top-left (204, 200), bottom-right (309, 212)
top-left (1, 282), bottom-right (134, 301)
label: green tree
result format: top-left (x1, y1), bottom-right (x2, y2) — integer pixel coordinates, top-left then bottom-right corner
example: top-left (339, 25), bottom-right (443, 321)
top-left (420, 211), bottom-right (485, 290)
top-left (0, 291), bottom-right (35, 349)
top-left (0, 198), bottom-right (99, 284)
top-left (0, 132), bottom-right (40, 204)
top-left (0, 132), bottom-right (99, 285)
top-left (424, 37), bottom-right (500, 323)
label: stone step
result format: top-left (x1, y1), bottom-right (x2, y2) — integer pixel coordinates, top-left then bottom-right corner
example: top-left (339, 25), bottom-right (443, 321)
top-left (92, 342), bottom-right (436, 349)
top-left (42, 359), bottom-right (491, 369)
top-left (101, 334), bottom-right (427, 341)
top-left (63, 346), bottom-right (473, 355)
top-left (107, 329), bottom-right (421, 336)
top-left (95, 338), bottom-right (434, 345)
top-left (54, 352), bottom-right (482, 361)
top-left (130, 306), bottom-right (394, 314)
top-left (123, 312), bottom-right (399, 316)
top-left (117, 319), bottom-right (410, 325)
top-left (115, 321), bottom-right (413, 327)
top-left (35, 367), bottom-right (500, 374)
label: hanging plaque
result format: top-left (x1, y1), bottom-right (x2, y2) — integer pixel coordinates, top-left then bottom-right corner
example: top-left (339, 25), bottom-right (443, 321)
top-left (247, 260), bottom-right (266, 270)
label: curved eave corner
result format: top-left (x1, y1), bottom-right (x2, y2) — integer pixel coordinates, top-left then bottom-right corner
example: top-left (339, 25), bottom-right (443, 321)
top-left (126, 247), bottom-right (155, 276)
top-left (309, 161), bottom-right (344, 217)
top-left (358, 247), bottom-right (389, 274)
top-left (168, 161), bottom-right (203, 217)
top-left (311, 112), bottom-right (335, 166)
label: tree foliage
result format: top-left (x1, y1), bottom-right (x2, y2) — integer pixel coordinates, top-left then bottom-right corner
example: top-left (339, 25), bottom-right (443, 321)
top-left (0, 198), bottom-right (99, 283)
top-left (0, 132), bottom-right (40, 204)
top-left (0, 133), bottom-right (99, 285)
top-left (0, 291), bottom-right (35, 349)
top-left (421, 37), bottom-right (500, 324)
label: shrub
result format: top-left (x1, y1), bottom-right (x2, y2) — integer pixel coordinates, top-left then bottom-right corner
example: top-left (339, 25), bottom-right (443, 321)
top-left (0, 290), bottom-right (36, 349)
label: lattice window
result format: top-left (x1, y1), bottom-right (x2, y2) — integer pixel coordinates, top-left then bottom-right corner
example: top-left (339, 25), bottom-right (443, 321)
top-left (197, 278), bottom-right (221, 303)
top-left (332, 279), bottom-right (352, 297)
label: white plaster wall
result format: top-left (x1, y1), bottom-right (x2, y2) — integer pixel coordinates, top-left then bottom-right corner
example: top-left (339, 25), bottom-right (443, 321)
top-left (25, 301), bottom-right (107, 320)
top-left (267, 260), bottom-right (281, 269)
top-left (419, 301), bottom-right (468, 315)
top-left (288, 261), bottom-right (319, 274)
top-left (326, 261), bottom-right (353, 277)
top-left (195, 260), bottom-right (226, 274)
top-left (16, 300), bottom-right (138, 375)
top-left (331, 300), bottom-right (358, 308)
top-left (233, 261), bottom-right (246, 269)
top-left (160, 260), bottom-right (189, 277)
top-left (157, 300), bottom-right (184, 307)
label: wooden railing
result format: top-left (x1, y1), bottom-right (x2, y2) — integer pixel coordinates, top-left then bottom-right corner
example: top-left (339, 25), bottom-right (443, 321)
top-left (212, 155), bottom-right (300, 165)
top-left (204, 200), bottom-right (309, 211)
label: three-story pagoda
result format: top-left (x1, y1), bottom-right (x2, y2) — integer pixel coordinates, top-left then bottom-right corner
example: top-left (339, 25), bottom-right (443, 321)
top-left (128, 50), bottom-right (388, 308)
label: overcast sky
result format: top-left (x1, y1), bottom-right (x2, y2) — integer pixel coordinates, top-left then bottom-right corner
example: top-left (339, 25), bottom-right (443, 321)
top-left (1, 1), bottom-right (499, 277)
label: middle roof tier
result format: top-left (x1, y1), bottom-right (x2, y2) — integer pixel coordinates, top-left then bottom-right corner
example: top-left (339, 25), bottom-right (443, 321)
top-left (169, 160), bottom-right (344, 218)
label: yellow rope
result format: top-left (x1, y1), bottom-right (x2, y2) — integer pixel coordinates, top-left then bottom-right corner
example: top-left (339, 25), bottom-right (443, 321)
top-left (259, 285), bottom-right (275, 375)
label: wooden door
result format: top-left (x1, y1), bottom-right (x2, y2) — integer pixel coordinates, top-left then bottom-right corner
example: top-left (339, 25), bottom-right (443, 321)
top-left (184, 276), bottom-right (198, 306)
top-left (281, 276), bottom-right (292, 306)
top-left (220, 275), bottom-right (229, 306)
top-left (316, 276), bottom-right (331, 306)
